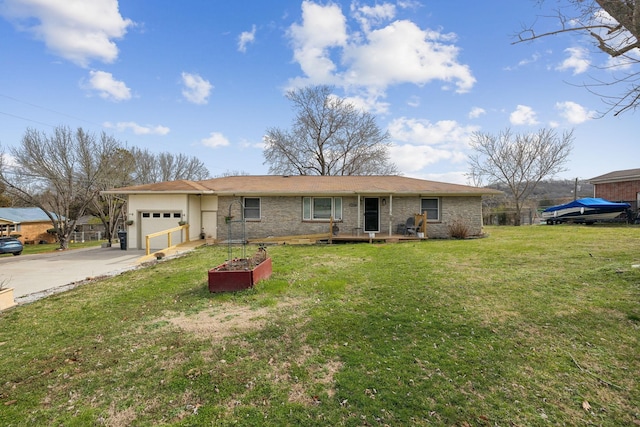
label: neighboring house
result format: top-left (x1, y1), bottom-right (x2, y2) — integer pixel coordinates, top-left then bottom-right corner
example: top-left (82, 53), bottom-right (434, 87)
top-left (589, 168), bottom-right (640, 211)
top-left (73, 215), bottom-right (108, 242)
top-left (105, 175), bottom-right (501, 250)
top-left (0, 207), bottom-right (57, 244)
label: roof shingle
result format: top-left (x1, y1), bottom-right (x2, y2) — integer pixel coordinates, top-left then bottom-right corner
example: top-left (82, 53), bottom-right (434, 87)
top-left (107, 175), bottom-right (501, 196)
top-left (0, 207), bottom-right (55, 223)
top-left (589, 168), bottom-right (640, 183)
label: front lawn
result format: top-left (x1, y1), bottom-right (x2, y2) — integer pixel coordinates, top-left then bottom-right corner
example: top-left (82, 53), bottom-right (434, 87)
top-left (0, 240), bottom-right (104, 257)
top-left (1, 225), bottom-right (638, 425)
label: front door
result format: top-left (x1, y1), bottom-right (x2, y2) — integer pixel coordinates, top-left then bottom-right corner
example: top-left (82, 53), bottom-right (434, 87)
top-left (364, 197), bottom-right (380, 232)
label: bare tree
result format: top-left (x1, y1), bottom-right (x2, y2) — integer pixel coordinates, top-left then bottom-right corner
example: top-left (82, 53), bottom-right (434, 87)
top-left (0, 126), bottom-right (122, 249)
top-left (0, 182), bottom-right (13, 207)
top-left (157, 152), bottom-right (210, 181)
top-left (264, 85), bottom-right (398, 176)
top-left (130, 147), bottom-right (160, 185)
top-left (516, 1), bottom-right (640, 115)
top-left (130, 148), bottom-right (210, 184)
top-left (467, 128), bottom-right (574, 225)
top-left (88, 146), bottom-right (136, 245)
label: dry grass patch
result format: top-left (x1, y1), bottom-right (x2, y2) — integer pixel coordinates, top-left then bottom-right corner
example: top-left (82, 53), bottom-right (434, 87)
top-left (102, 402), bottom-right (138, 427)
top-left (160, 298), bottom-right (345, 410)
top-left (161, 298), bottom-right (306, 340)
top-left (266, 343), bottom-right (343, 406)
top-left (166, 306), bottom-right (268, 340)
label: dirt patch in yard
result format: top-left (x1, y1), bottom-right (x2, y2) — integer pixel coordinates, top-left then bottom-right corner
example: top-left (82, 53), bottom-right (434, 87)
top-left (168, 306), bottom-right (267, 340)
top-left (162, 299), bottom-right (304, 340)
top-left (159, 299), bottom-right (342, 408)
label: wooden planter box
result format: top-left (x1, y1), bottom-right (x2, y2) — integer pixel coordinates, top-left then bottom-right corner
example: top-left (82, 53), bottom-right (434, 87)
top-left (0, 288), bottom-right (16, 311)
top-left (208, 257), bottom-right (272, 292)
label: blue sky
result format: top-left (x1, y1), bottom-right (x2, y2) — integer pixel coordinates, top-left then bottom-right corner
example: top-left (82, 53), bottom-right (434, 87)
top-left (0, 0), bottom-right (636, 185)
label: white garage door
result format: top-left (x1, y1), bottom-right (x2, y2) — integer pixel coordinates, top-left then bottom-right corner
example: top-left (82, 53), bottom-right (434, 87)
top-left (140, 211), bottom-right (183, 250)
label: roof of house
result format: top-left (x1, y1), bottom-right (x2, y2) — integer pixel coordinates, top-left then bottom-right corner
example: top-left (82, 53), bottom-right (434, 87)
top-left (0, 207), bottom-right (53, 224)
top-left (105, 175), bottom-right (502, 197)
top-left (589, 168), bottom-right (640, 184)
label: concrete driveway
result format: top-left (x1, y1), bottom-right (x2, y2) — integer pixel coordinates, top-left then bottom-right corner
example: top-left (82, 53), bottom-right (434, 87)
top-left (0, 246), bottom-right (147, 304)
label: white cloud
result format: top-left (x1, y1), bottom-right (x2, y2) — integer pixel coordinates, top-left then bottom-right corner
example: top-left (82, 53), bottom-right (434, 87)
top-left (556, 47), bottom-right (590, 75)
top-left (390, 144), bottom-right (465, 173)
top-left (0, 153), bottom-right (19, 168)
top-left (387, 117), bottom-right (478, 173)
top-left (103, 121), bottom-right (170, 135)
top-left (509, 105), bottom-right (539, 126)
top-left (0, 0), bottom-right (133, 67)
top-left (504, 52), bottom-right (542, 71)
top-left (407, 96), bottom-right (420, 107)
top-left (287, 1), bottom-right (475, 97)
top-left (414, 170), bottom-right (469, 185)
top-left (351, 1), bottom-right (396, 32)
top-left (240, 138), bottom-right (264, 149)
top-left (238, 25), bottom-right (256, 53)
top-left (181, 72), bottom-right (213, 105)
top-left (287, 1), bottom-right (348, 83)
top-left (468, 107), bottom-right (486, 119)
top-left (341, 89), bottom-right (391, 114)
top-left (86, 70), bottom-right (131, 101)
top-left (388, 117), bottom-right (478, 146)
top-left (555, 101), bottom-right (595, 124)
top-left (342, 20), bottom-right (475, 92)
top-left (201, 132), bottom-right (230, 148)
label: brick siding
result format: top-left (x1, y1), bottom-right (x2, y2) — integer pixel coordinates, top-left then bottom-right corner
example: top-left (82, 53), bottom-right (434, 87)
top-left (13, 222), bottom-right (56, 244)
top-left (218, 195), bottom-right (485, 240)
top-left (594, 180), bottom-right (640, 210)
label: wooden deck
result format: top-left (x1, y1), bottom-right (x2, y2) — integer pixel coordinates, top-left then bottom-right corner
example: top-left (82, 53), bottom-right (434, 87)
top-left (248, 233), bottom-right (425, 245)
top-left (326, 234), bottom-right (425, 243)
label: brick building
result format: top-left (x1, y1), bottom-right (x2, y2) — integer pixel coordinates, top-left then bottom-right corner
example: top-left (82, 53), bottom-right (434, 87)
top-left (589, 168), bottom-right (640, 212)
top-left (105, 175), bottom-right (502, 250)
top-left (0, 207), bottom-right (58, 244)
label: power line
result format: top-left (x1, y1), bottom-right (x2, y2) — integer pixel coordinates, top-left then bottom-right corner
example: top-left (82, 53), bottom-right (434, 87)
top-left (0, 110), bottom-right (55, 128)
top-left (0, 93), bottom-right (102, 128)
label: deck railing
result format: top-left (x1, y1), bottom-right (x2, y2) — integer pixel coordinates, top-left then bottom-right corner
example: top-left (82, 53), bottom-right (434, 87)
top-left (145, 224), bottom-right (190, 255)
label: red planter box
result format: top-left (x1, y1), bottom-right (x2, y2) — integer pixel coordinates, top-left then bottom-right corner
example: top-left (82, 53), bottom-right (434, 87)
top-left (208, 257), bottom-right (272, 292)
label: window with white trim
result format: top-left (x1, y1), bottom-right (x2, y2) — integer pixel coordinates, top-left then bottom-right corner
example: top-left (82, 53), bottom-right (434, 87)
top-left (303, 197), bottom-right (342, 221)
top-left (421, 198), bottom-right (440, 221)
top-left (0, 224), bottom-right (19, 233)
top-left (243, 197), bottom-right (261, 220)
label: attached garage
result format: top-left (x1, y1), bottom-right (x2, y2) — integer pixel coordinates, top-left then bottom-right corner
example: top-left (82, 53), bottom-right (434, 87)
top-left (139, 211), bottom-right (184, 251)
top-left (104, 176), bottom-right (499, 248)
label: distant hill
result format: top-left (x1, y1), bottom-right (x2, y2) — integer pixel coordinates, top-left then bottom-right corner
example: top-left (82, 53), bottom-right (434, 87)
top-left (486, 179), bottom-right (594, 209)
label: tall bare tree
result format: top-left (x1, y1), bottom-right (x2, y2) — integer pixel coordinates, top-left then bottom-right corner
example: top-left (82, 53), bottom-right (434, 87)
top-left (516, 1), bottom-right (640, 115)
top-left (88, 147), bottom-right (136, 244)
top-left (130, 148), bottom-right (210, 184)
top-left (0, 126), bottom-right (122, 249)
top-left (264, 85), bottom-right (398, 176)
top-left (468, 128), bottom-right (574, 225)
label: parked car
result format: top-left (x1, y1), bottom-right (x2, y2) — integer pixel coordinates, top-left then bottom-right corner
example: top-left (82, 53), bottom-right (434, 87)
top-left (0, 237), bottom-right (23, 256)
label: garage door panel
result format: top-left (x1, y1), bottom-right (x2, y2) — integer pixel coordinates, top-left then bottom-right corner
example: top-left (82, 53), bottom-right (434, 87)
top-left (139, 212), bottom-right (183, 250)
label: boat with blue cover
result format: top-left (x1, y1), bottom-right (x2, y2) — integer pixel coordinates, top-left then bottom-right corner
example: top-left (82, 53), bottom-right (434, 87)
top-left (542, 198), bottom-right (630, 224)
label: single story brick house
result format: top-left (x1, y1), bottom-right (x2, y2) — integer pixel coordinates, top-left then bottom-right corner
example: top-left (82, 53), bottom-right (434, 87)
top-left (589, 168), bottom-right (640, 211)
top-left (106, 175), bottom-right (501, 250)
top-left (0, 207), bottom-right (57, 244)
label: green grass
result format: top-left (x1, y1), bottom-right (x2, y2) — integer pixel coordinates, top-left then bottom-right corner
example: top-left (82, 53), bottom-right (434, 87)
top-left (1, 225), bottom-right (639, 426)
top-left (0, 240), bottom-right (104, 257)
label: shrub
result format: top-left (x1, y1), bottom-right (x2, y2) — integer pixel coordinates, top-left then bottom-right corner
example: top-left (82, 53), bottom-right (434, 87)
top-left (447, 218), bottom-right (470, 239)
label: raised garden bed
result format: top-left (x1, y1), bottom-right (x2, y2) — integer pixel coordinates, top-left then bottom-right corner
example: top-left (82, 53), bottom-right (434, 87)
top-left (208, 253), bottom-right (272, 293)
